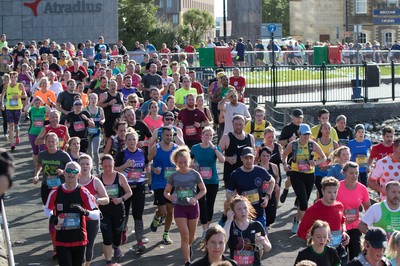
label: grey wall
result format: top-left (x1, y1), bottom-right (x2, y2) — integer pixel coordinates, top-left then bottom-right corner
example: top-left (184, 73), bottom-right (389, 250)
top-left (0, 0), bottom-right (118, 45)
top-left (227, 0), bottom-right (262, 42)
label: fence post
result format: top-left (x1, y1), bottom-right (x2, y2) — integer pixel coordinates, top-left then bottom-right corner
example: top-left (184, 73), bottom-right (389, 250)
top-left (249, 95), bottom-right (258, 115)
top-left (272, 65), bottom-right (277, 106)
top-left (283, 109), bottom-right (289, 126)
top-left (363, 62), bottom-right (368, 103)
top-left (392, 60), bottom-right (395, 101)
top-left (322, 62), bottom-right (327, 105)
top-left (265, 101), bottom-right (274, 126)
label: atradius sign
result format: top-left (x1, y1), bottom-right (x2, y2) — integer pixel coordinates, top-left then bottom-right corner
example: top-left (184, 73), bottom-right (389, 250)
top-left (23, 0), bottom-right (102, 17)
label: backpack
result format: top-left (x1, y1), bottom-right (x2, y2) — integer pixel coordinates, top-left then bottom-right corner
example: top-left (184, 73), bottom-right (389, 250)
top-left (250, 120), bottom-right (271, 135)
top-left (291, 141), bottom-right (314, 162)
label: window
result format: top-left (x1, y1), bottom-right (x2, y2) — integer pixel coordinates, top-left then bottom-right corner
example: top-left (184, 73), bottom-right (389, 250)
top-left (159, 0), bottom-right (163, 8)
top-left (172, 14), bottom-right (179, 24)
top-left (383, 31), bottom-right (393, 44)
top-left (358, 32), bottom-right (367, 43)
top-left (387, 0), bottom-right (398, 6)
top-left (166, 0), bottom-right (172, 8)
top-left (355, 0), bottom-right (367, 14)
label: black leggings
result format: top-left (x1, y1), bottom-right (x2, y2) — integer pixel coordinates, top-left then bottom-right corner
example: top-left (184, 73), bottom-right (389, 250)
top-left (290, 171), bottom-right (315, 211)
top-left (85, 219), bottom-right (100, 262)
top-left (124, 183), bottom-right (145, 241)
top-left (100, 209), bottom-right (124, 246)
top-left (347, 228), bottom-right (362, 260)
top-left (56, 245), bottom-right (85, 266)
top-left (358, 172), bottom-right (367, 187)
top-left (198, 184), bottom-right (219, 225)
top-left (265, 191), bottom-right (277, 226)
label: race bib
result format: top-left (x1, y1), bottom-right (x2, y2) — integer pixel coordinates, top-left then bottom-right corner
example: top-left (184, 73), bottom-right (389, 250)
top-left (344, 208), bottom-right (359, 224)
top-left (33, 119), bottom-right (44, 128)
top-left (199, 167), bottom-right (212, 180)
top-left (88, 55), bottom-right (94, 60)
top-left (105, 184), bottom-right (119, 198)
top-left (177, 187), bottom-right (194, 199)
top-left (9, 99), bottom-right (18, 107)
top-left (59, 213), bottom-right (81, 230)
top-left (242, 189), bottom-right (260, 204)
top-left (297, 160), bottom-right (311, 172)
top-left (356, 155), bottom-right (368, 168)
top-left (127, 169), bottom-right (142, 181)
top-left (2, 59), bottom-right (8, 64)
top-left (17, 56), bottom-right (23, 61)
top-left (88, 127), bottom-right (99, 134)
top-left (318, 160), bottom-right (331, 170)
top-left (234, 250), bottom-right (255, 266)
top-left (254, 138), bottom-right (264, 147)
top-left (47, 175), bottom-right (61, 188)
top-left (111, 104), bottom-right (121, 113)
top-left (164, 167), bottom-right (175, 180)
top-left (73, 121), bottom-right (85, 131)
top-left (185, 125), bottom-right (197, 136)
top-left (58, 138), bottom-right (64, 148)
top-left (329, 230), bottom-right (343, 247)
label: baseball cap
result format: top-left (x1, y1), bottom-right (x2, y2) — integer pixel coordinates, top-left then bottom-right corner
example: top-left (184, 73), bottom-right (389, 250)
top-left (241, 147), bottom-right (255, 157)
top-left (292, 109), bottom-right (304, 118)
top-left (73, 99), bottom-right (83, 105)
top-left (365, 227), bottom-right (387, 248)
top-left (299, 124), bottom-right (311, 135)
top-left (163, 111), bottom-right (174, 119)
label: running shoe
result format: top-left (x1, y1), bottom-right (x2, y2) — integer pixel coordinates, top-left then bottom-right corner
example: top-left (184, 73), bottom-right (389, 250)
top-left (190, 245), bottom-right (193, 259)
top-left (16, 137), bottom-right (20, 145)
top-left (280, 189), bottom-right (289, 203)
top-left (291, 217), bottom-right (299, 234)
top-left (150, 215), bottom-right (161, 232)
top-left (201, 230), bottom-right (207, 241)
top-left (142, 237), bottom-right (149, 244)
top-left (159, 215), bottom-right (165, 225)
top-left (10, 144), bottom-right (15, 151)
top-left (136, 241), bottom-right (147, 253)
top-left (162, 233), bottom-right (173, 245)
top-left (113, 247), bottom-right (122, 261)
top-left (3, 134), bottom-right (8, 141)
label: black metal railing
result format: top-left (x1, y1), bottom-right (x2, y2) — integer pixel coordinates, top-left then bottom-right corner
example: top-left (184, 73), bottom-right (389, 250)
top-left (190, 61), bottom-right (400, 106)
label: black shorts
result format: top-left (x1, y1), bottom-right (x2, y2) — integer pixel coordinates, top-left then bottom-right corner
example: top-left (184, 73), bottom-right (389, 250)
top-left (236, 55), bottom-right (244, 62)
top-left (153, 188), bottom-right (172, 205)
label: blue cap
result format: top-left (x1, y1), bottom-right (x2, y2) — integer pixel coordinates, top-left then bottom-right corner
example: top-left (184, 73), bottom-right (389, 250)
top-left (299, 124), bottom-right (311, 135)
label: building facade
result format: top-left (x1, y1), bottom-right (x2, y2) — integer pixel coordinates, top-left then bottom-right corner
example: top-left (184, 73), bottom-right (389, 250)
top-left (290, 0), bottom-right (400, 45)
top-left (0, 0), bottom-right (118, 45)
top-left (227, 0), bottom-right (262, 42)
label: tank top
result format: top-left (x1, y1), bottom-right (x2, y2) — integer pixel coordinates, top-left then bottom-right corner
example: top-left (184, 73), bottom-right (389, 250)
top-left (373, 201), bottom-right (400, 238)
top-left (315, 138), bottom-right (335, 176)
top-left (223, 132), bottom-right (252, 177)
top-left (86, 106), bottom-right (101, 137)
top-left (6, 83), bottom-right (23, 110)
top-left (28, 106), bottom-right (46, 135)
top-left (121, 148), bottom-right (146, 185)
top-left (103, 92), bottom-right (123, 120)
top-left (291, 141), bottom-right (315, 174)
top-left (81, 177), bottom-right (97, 196)
top-left (152, 143), bottom-right (178, 190)
top-left (260, 143), bottom-right (282, 166)
top-left (99, 173), bottom-right (124, 214)
top-left (111, 136), bottom-right (125, 158)
top-left (156, 126), bottom-right (178, 143)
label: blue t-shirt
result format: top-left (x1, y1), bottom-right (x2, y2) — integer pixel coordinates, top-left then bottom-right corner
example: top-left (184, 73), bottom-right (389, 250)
top-left (191, 144), bottom-right (221, 185)
top-left (120, 87), bottom-right (139, 102)
top-left (236, 42), bottom-right (245, 56)
top-left (151, 143), bottom-right (178, 190)
top-left (140, 99), bottom-right (164, 117)
top-left (347, 138), bottom-right (372, 173)
top-left (328, 164), bottom-right (345, 181)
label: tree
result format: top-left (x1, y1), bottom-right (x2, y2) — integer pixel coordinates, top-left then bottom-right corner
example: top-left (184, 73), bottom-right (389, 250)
top-left (118, 0), bottom-right (159, 49)
top-left (262, 0), bottom-right (290, 37)
top-left (181, 9), bottom-right (214, 45)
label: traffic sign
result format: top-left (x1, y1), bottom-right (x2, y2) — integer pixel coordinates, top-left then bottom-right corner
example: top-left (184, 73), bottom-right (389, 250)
top-left (268, 24), bottom-right (277, 33)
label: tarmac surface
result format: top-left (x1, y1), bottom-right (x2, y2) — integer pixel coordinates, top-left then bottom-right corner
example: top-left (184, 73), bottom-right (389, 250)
top-left (3, 121), bottom-right (307, 266)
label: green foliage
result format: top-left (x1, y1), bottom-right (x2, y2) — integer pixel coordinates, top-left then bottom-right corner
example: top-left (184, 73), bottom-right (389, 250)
top-left (262, 0), bottom-right (290, 37)
top-left (181, 9), bottom-right (214, 45)
top-left (148, 21), bottom-right (180, 49)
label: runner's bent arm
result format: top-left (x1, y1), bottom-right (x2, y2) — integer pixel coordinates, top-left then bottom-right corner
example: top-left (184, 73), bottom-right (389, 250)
top-left (94, 177), bottom-right (110, 205)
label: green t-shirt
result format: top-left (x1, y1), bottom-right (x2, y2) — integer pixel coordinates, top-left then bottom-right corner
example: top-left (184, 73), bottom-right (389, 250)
top-left (28, 106), bottom-right (47, 135)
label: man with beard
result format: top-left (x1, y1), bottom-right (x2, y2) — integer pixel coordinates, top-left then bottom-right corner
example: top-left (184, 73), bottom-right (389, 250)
top-left (56, 79), bottom-right (80, 124)
top-left (359, 181), bottom-right (400, 238)
top-left (174, 76), bottom-right (198, 109)
top-left (218, 89), bottom-right (250, 135)
top-left (149, 111), bottom-right (184, 146)
top-left (140, 88), bottom-right (167, 119)
top-left (140, 63), bottom-right (163, 102)
top-left (366, 126), bottom-right (394, 174)
top-left (176, 93), bottom-right (209, 149)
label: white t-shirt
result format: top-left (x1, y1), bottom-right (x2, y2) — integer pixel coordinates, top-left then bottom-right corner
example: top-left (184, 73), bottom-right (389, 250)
top-left (361, 201), bottom-right (400, 225)
top-left (222, 102), bottom-right (251, 135)
top-left (49, 82), bottom-right (64, 97)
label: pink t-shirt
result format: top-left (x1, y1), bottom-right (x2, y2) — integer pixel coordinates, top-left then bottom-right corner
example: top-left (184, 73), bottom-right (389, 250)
top-left (337, 180), bottom-right (370, 230)
top-left (143, 115), bottom-right (163, 133)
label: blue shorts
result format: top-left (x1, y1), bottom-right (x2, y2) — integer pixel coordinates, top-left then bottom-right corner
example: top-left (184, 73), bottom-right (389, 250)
top-left (6, 110), bottom-right (21, 124)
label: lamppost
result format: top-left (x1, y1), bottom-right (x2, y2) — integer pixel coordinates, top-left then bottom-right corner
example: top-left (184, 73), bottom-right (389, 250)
top-left (223, 0), bottom-right (227, 42)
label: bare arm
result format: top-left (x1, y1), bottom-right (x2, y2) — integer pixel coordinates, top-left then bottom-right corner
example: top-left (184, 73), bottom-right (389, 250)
top-left (358, 221), bottom-right (369, 234)
top-left (94, 178), bottom-right (110, 205)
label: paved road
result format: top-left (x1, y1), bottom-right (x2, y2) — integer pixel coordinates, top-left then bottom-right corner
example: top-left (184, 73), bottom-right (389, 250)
top-left (3, 121), bottom-right (306, 266)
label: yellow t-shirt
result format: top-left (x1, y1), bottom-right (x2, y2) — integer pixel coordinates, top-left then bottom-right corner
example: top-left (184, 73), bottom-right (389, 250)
top-left (311, 125), bottom-right (338, 142)
top-left (291, 141), bottom-right (315, 174)
top-left (244, 120), bottom-right (273, 147)
top-left (6, 83), bottom-right (23, 110)
top-left (174, 88), bottom-right (198, 105)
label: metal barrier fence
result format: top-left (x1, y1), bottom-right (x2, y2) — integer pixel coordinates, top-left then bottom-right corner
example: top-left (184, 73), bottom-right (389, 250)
top-left (189, 61), bottom-right (400, 106)
top-left (126, 50), bottom-right (400, 67)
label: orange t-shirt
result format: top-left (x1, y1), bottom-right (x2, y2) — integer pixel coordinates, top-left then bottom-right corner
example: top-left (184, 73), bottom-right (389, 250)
top-left (80, 93), bottom-right (89, 107)
top-left (34, 89), bottom-right (56, 107)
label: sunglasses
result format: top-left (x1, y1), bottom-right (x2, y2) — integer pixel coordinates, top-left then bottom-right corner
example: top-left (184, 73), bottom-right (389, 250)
top-left (74, 103), bottom-right (82, 106)
top-left (65, 168), bottom-right (79, 174)
top-left (165, 118), bottom-right (174, 121)
top-left (130, 100), bottom-right (137, 103)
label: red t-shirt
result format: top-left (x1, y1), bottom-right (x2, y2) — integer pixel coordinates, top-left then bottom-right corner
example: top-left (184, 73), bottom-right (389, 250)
top-left (191, 81), bottom-right (203, 95)
top-left (184, 46), bottom-right (195, 58)
top-left (369, 143), bottom-right (394, 162)
top-left (44, 125), bottom-right (68, 149)
top-left (229, 76), bottom-right (246, 102)
top-left (297, 200), bottom-right (345, 240)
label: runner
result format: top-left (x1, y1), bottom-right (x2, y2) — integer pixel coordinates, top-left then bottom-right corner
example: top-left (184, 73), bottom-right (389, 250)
top-left (196, 94), bottom-right (213, 124)
top-left (98, 155), bottom-right (132, 266)
top-left (33, 132), bottom-right (72, 258)
top-left (366, 125), bottom-right (394, 174)
top-left (44, 161), bottom-right (100, 266)
top-left (104, 121), bottom-right (127, 158)
top-left (24, 96), bottom-right (50, 167)
top-left (333, 115), bottom-right (354, 146)
top-left (142, 100), bottom-right (163, 133)
top-left (35, 110), bottom-right (70, 150)
top-left (224, 195), bottom-right (271, 266)
top-left (387, 231), bottom-right (400, 266)
top-left (55, 79), bottom-right (80, 124)
top-left (282, 123), bottom-right (326, 234)
top-left (191, 126), bottom-right (225, 239)
top-left (148, 111), bottom-right (184, 146)
top-left (328, 146), bottom-right (351, 181)
top-left (244, 106), bottom-right (272, 148)
top-left (163, 146), bottom-right (207, 266)
top-left (336, 162), bottom-right (370, 260)
top-left (78, 154), bottom-right (109, 266)
top-left (147, 126), bottom-right (179, 244)
top-left (1, 71), bottom-right (26, 150)
top-left (114, 129), bottom-right (148, 252)
top-left (66, 137), bottom-right (85, 162)
top-left (310, 109), bottom-right (338, 142)
top-left (0, 74), bottom-right (9, 140)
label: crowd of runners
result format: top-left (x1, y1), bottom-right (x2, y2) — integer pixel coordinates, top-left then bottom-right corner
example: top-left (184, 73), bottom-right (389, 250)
top-left (1, 35), bottom-right (400, 266)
